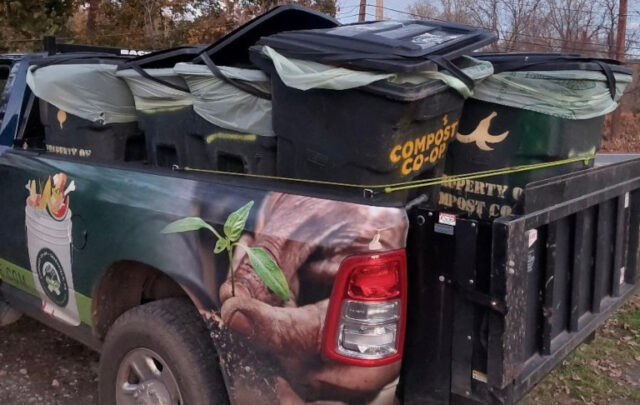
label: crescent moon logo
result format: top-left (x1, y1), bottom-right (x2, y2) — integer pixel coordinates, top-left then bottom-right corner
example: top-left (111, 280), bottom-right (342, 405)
top-left (455, 111), bottom-right (509, 151)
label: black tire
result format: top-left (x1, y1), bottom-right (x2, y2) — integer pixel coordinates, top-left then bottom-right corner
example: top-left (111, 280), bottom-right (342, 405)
top-left (99, 298), bottom-right (228, 405)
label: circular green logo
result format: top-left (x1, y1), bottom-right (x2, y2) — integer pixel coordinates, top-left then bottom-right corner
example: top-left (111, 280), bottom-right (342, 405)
top-left (36, 248), bottom-right (69, 307)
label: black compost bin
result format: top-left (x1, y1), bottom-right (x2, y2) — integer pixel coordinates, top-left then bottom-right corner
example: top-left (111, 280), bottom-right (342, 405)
top-left (251, 20), bottom-right (495, 195)
top-left (441, 54), bottom-right (632, 220)
top-left (118, 46), bottom-right (208, 168)
top-left (174, 62), bottom-right (276, 175)
top-left (28, 54), bottom-right (144, 162)
top-left (259, 56), bottom-right (466, 188)
top-left (192, 115), bottom-right (277, 175)
top-left (173, 5), bottom-right (338, 175)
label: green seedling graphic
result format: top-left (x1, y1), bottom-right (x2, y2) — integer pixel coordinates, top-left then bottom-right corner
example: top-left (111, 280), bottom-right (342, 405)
top-left (161, 201), bottom-right (290, 301)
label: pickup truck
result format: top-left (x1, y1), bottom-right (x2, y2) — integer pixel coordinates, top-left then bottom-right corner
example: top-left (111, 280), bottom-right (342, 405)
top-left (0, 47), bottom-right (639, 405)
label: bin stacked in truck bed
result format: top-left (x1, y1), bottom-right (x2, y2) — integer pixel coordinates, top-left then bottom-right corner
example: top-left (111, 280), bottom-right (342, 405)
top-left (251, 20), bottom-right (495, 191)
top-left (440, 53), bottom-right (633, 219)
top-left (26, 54), bottom-right (144, 161)
top-left (24, 5), bottom-right (633, 209)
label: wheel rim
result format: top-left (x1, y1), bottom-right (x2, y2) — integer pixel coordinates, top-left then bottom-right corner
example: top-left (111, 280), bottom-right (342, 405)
top-left (116, 348), bottom-right (183, 405)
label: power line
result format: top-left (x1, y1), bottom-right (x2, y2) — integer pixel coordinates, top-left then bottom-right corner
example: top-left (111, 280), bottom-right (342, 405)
top-left (337, 4), bottom-right (360, 16)
top-left (370, 2), bottom-right (639, 19)
top-left (374, 5), bottom-right (640, 52)
top-left (337, 12), bottom-right (362, 20)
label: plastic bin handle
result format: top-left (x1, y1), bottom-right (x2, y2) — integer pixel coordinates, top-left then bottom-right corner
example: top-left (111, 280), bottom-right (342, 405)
top-left (426, 55), bottom-right (474, 92)
top-left (126, 64), bottom-right (190, 93)
top-left (199, 52), bottom-right (272, 101)
top-left (592, 60), bottom-right (617, 100)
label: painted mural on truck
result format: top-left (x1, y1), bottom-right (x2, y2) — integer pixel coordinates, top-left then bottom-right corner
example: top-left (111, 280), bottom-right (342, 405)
top-left (0, 150), bottom-right (409, 405)
top-left (163, 193), bottom-right (409, 404)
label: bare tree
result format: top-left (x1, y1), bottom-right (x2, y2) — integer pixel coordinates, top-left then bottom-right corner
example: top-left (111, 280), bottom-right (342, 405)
top-left (499, 0), bottom-right (546, 51)
top-left (545, 0), bottom-right (607, 54)
top-left (408, 0), bottom-right (630, 57)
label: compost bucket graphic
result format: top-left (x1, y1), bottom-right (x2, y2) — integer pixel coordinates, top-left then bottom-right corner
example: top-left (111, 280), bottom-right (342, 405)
top-left (25, 174), bottom-right (80, 326)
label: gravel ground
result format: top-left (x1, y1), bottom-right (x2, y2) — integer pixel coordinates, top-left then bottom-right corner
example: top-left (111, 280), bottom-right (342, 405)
top-left (1, 302), bottom-right (639, 405)
top-left (0, 316), bottom-right (98, 405)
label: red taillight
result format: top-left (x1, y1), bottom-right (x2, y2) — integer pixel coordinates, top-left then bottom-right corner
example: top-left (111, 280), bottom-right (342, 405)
top-left (322, 249), bottom-right (407, 366)
top-left (348, 262), bottom-right (400, 301)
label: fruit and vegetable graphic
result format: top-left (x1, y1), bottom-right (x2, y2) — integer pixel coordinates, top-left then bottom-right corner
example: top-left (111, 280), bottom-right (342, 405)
top-left (25, 172), bottom-right (80, 326)
top-left (26, 173), bottom-right (76, 221)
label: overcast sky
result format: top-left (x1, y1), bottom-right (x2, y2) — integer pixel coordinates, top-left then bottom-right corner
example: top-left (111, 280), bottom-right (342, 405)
top-left (336, 0), bottom-right (411, 23)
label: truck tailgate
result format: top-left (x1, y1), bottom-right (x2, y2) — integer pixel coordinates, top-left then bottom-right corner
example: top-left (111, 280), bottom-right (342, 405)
top-left (400, 157), bottom-right (640, 404)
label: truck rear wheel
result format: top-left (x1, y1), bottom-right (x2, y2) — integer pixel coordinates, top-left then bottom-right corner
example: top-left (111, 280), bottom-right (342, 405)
top-left (98, 298), bottom-right (228, 405)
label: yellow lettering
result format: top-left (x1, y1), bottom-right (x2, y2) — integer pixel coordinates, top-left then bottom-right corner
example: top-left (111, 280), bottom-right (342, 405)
top-left (389, 145), bottom-right (402, 163)
top-left (443, 124), bottom-right (451, 142)
top-left (412, 154), bottom-right (424, 172)
top-left (426, 133), bottom-right (435, 150)
top-left (435, 129), bottom-right (444, 145)
top-left (402, 141), bottom-right (414, 160)
top-left (429, 147), bottom-right (439, 163)
top-left (402, 158), bottom-right (413, 176)
top-left (437, 143), bottom-right (447, 160)
top-left (415, 136), bottom-right (426, 153)
top-left (450, 121), bottom-right (459, 137)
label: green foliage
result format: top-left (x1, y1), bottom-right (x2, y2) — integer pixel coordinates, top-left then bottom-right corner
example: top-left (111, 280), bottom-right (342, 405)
top-left (161, 216), bottom-right (218, 236)
top-left (0, 0), bottom-right (337, 52)
top-left (214, 238), bottom-right (229, 254)
top-left (224, 201), bottom-right (253, 242)
top-left (0, 0), bottom-right (76, 52)
top-left (240, 245), bottom-right (290, 301)
top-left (163, 201), bottom-right (290, 302)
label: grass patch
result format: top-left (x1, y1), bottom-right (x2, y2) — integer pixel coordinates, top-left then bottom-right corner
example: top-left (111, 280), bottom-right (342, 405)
top-left (522, 293), bottom-right (640, 405)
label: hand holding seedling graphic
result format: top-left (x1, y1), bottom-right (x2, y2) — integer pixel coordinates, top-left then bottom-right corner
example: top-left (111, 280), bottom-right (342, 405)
top-left (165, 194), bottom-right (407, 403)
top-left (161, 201), bottom-right (290, 301)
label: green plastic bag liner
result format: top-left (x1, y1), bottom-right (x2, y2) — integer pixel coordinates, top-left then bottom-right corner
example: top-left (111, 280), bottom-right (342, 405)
top-left (441, 54), bottom-right (633, 220)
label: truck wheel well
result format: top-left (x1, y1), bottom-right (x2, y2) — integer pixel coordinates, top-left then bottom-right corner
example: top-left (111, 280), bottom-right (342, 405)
top-left (92, 261), bottom-right (187, 340)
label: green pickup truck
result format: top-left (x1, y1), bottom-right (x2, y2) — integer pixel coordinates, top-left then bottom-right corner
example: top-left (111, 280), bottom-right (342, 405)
top-left (0, 26), bottom-right (638, 405)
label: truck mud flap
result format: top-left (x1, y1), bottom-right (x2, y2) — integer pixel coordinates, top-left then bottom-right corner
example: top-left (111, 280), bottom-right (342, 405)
top-left (399, 158), bottom-right (640, 405)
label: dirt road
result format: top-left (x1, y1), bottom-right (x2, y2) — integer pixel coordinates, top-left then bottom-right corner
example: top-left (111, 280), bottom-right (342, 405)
top-left (0, 317), bottom-right (98, 405)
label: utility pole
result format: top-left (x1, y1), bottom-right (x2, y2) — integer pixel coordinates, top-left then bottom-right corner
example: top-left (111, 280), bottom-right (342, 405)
top-left (616, 0), bottom-right (628, 61)
top-left (359, 0), bottom-right (367, 22)
top-left (609, 0), bottom-right (628, 140)
top-left (376, 0), bottom-right (384, 20)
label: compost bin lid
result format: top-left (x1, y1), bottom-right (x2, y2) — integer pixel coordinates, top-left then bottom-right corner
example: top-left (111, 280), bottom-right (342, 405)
top-left (193, 5), bottom-right (339, 67)
top-left (256, 19), bottom-right (496, 73)
top-left (121, 46), bottom-right (205, 69)
top-left (474, 52), bottom-right (632, 75)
